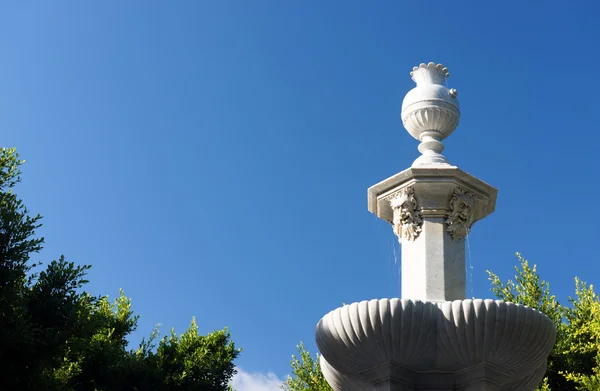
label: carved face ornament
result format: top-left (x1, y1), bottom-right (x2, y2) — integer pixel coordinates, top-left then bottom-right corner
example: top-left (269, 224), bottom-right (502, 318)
top-left (446, 189), bottom-right (475, 240)
top-left (455, 199), bottom-right (472, 223)
top-left (390, 187), bottom-right (422, 243)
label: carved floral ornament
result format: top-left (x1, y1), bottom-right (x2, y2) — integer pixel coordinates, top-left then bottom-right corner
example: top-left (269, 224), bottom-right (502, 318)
top-left (389, 187), bottom-right (423, 243)
top-left (446, 187), bottom-right (476, 241)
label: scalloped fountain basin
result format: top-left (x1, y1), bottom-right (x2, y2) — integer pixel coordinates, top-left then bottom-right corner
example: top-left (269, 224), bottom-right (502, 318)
top-left (316, 298), bottom-right (555, 390)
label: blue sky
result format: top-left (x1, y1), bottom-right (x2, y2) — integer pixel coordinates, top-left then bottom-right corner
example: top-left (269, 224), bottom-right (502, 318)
top-left (1, 1), bottom-right (600, 388)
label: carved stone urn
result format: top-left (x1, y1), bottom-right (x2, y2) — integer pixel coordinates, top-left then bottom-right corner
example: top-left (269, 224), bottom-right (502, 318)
top-left (401, 62), bottom-right (460, 167)
top-left (314, 63), bottom-right (556, 391)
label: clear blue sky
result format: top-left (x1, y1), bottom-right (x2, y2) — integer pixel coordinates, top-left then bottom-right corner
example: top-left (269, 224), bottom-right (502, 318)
top-left (1, 0), bottom-right (600, 383)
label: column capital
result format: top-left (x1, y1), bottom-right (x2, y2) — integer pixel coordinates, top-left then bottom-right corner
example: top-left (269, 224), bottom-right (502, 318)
top-left (368, 166), bottom-right (497, 228)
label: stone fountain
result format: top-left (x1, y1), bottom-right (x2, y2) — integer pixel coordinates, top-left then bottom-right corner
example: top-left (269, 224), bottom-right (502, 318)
top-left (315, 63), bottom-right (556, 390)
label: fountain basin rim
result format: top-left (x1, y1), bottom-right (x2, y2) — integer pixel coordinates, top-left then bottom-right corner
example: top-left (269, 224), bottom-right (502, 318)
top-left (315, 298), bottom-right (556, 378)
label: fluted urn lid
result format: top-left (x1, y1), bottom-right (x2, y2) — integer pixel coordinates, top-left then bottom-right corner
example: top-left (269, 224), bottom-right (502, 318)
top-left (410, 62), bottom-right (450, 85)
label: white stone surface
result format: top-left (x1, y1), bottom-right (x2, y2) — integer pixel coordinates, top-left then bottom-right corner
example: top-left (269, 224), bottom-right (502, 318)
top-left (319, 356), bottom-right (370, 391)
top-left (315, 299), bottom-right (556, 391)
top-left (401, 63), bottom-right (460, 167)
top-left (368, 166), bottom-right (498, 302)
top-left (401, 217), bottom-right (465, 301)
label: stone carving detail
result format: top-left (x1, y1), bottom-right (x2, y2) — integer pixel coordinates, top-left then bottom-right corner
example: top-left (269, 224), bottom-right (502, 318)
top-left (446, 188), bottom-right (475, 240)
top-left (389, 187), bottom-right (422, 243)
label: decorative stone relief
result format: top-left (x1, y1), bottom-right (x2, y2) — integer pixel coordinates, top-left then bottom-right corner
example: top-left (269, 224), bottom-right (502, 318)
top-left (389, 187), bottom-right (422, 243)
top-left (446, 188), bottom-right (475, 240)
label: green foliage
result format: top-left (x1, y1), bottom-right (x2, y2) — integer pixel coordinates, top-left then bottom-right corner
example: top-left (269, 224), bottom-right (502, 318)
top-left (487, 253), bottom-right (600, 391)
top-left (0, 147), bottom-right (240, 390)
top-left (282, 342), bottom-right (331, 391)
top-left (487, 253), bottom-right (562, 325)
top-left (559, 279), bottom-right (600, 390)
top-left (153, 319), bottom-right (240, 391)
top-left (487, 252), bottom-right (565, 390)
top-left (0, 147), bottom-right (87, 389)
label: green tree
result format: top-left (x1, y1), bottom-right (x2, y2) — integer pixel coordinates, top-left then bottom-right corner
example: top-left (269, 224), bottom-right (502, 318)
top-left (152, 319), bottom-right (239, 391)
top-left (487, 252), bottom-right (566, 390)
top-left (0, 147), bottom-right (240, 390)
top-left (282, 342), bottom-right (331, 391)
top-left (0, 147), bottom-right (92, 389)
top-left (488, 252), bottom-right (600, 390)
top-left (560, 279), bottom-right (600, 390)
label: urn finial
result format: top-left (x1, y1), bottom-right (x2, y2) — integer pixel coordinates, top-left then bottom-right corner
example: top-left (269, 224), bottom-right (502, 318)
top-left (401, 62), bottom-right (460, 167)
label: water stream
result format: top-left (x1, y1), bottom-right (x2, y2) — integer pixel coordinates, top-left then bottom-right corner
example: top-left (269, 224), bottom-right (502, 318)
top-left (393, 238), bottom-right (400, 297)
top-left (466, 234), bottom-right (474, 298)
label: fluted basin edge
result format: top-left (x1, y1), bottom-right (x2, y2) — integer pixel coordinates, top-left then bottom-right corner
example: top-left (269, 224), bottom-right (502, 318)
top-left (316, 298), bottom-right (556, 391)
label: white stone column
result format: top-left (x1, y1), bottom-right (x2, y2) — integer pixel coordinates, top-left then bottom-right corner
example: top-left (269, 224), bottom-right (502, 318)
top-left (400, 216), bottom-right (465, 301)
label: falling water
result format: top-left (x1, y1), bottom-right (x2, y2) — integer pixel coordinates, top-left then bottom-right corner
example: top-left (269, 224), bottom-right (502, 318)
top-left (386, 232), bottom-right (402, 299)
top-left (393, 239), bottom-right (401, 297)
top-left (387, 237), bottom-right (393, 298)
top-left (381, 217), bottom-right (399, 299)
top-left (466, 233), bottom-right (474, 298)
